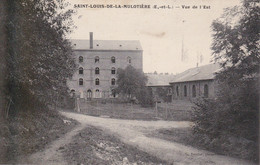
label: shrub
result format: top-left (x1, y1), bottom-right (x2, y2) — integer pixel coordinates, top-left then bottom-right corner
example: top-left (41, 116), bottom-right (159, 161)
top-left (192, 77), bottom-right (259, 162)
top-left (136, 87), bottom-right (155, 107)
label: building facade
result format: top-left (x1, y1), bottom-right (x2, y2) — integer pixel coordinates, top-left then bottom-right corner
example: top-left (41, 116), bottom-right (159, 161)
top-left (170, 80), bottom-right (217, 100)
top-left (67, 32), bottom-right (143, 99)
top-left (146, 73), bottom-right (175, 102)
top-left (169, 63), bottom-right (221, 100)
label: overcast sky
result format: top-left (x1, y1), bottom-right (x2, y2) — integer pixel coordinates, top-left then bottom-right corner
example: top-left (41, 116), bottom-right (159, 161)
top-left (66, 0), bottom-right (241, 74)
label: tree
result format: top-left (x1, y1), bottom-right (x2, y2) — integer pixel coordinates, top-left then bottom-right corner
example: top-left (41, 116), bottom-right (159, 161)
top-left (155, 87), bottom-right (169, 102)
top-left (4, 0), bottom-right (76, 115)
top-left (114, 65), bottom-right (153, 105)
top-left (0, 0), bottom-right (8, 119)
top-left (210, 0), bottom-right (259, 139)
top-left (192, 0), bottom-right (259, 161)
top-left (136, 87), bottom-right (154, 107)
top-left (211, 0), bottom-right (259, 76)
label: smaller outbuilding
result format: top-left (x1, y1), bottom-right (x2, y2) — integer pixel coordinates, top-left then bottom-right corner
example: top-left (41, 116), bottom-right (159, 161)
top-left (146, 73), bottom-right (175, 102)
top-left (169, 63), bottom-right (221, 100)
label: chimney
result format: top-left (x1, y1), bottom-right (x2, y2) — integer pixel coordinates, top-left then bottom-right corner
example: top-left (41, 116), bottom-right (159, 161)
top-left (90, 32), bottom-right (93, 49)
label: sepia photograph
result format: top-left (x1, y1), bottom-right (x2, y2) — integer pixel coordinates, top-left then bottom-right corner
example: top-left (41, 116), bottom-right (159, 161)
top-left (0, 0), bottom-right (259, 164)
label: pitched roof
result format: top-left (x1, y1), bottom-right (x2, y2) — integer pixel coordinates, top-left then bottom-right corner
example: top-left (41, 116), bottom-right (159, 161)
top-left (170, 63), bottom-right (221, 83)
top-left (146, 74), bottom-right (175, 86)
top-left (70, 39), bottom-right (142, 51)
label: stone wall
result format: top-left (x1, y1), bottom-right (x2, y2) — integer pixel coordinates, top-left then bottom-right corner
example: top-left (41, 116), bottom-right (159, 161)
top-left (170, 79), bottom-right (216, 100)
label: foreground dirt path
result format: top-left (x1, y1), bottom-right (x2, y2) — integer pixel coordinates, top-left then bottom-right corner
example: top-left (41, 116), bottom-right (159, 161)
top-left (62, 111), bottom-right (255, 165)
top-left (22, 124), bottom-right (85, 165)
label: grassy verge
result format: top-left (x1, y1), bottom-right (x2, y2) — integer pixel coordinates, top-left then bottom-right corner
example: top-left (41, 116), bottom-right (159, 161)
top-left (0, 109), bottom-right (78, 163)
top-left (148, 127), bottom-right (258, 163)
top-left (62, 125), bottom-right (168, 165)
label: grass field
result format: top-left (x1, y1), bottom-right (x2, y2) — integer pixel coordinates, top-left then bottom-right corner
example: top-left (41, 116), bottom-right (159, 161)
top-left (148, 127), bottom-right (258, 163)
top-left (78, 100), bottom-right (193, 121)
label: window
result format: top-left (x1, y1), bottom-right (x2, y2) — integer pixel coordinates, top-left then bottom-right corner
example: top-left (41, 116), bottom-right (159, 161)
top-left (192, 85), bottom-right (196, 97)
top-left (70, 90), bottom-right (76, 97)
top-left (79, 78), bottom-right (83, 85)
top-left (111, 78), bottom-right (115, 85)
top-left (95, 78), bottom-right (99, 85)
top-left (111, 89), bottom-right (116, 98)
top-left (204, 84), bottom-right (209, 97)
top-left (111, 67), bottom-right (116, 74)
top-left (184, 85), bottom-right (187, 97)
top-left (127, 56), bottom-right (131, 64)
top-left (95, 56), bottom-right (99, 63)
top-left (168, 88), bottom-right (172, 95)
top-left (95, 89), bottom-right (100, 98)
top-left (79, 67), bottom-right (83, 74)
top-left (87, 89), bottom-right (92, 99)
top-left (95, 67), bottom-right (99, 74)
top-left (176, 86), bottom-right (179, 97)
top-left (111, 56), bottom-right (116, 63)
top-left (79, 56), bottom-right (83, 63)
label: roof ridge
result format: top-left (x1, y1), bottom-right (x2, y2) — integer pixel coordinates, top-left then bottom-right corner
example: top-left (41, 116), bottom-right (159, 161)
top-left (170, 63), bottom-right (221, 83)
top-left (70, 39), bottom-right (140, 41)
top-left (70, 39), bottom-right (142, 50)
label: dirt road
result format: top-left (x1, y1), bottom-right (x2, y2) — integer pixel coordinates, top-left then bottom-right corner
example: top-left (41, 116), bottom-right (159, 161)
top-left (21, 123), bottom-right (86, 165)
top-left (61, 112), bottom-right (255, 165)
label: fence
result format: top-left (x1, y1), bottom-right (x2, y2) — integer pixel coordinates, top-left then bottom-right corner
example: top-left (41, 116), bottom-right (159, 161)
top-left (76, 99), bottom-right (193, 121)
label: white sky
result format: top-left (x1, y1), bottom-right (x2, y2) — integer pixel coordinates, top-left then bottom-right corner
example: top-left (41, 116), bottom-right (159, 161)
top-left (66, 0), bottom-right (241, 74)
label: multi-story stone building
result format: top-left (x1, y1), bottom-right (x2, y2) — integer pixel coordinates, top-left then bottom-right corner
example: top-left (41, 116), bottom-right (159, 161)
top-left (67, 32), bottom-right (143, 99)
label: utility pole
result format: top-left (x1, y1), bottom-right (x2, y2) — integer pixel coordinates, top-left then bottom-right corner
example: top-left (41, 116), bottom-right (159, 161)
top-left (181, 20), bottom-right (188, 62)
top-left (155, 101), bottom-right (158, 118)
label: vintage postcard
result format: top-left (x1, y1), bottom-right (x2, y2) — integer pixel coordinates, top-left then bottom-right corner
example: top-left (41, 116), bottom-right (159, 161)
top-left (0, 0), bottom-right (258, 164)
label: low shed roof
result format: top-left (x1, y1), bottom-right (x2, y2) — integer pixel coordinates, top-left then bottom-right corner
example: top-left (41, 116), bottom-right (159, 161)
top-left (146, 74), bottom-right (175, 86)
top-left (170, 63), bottom-right (221, 83)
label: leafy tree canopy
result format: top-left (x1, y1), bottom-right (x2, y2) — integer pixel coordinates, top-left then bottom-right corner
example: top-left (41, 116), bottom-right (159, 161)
top-left (114, 65), bottom-right (147, 99)
top-left (193, 0), bottom-right (259, 161)
top-left (211, 0), bottom-right (259, 106)
top-left (211, 0), bottom-right (259, 76)
top-left (4, 0), bottom-right (76, 113)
